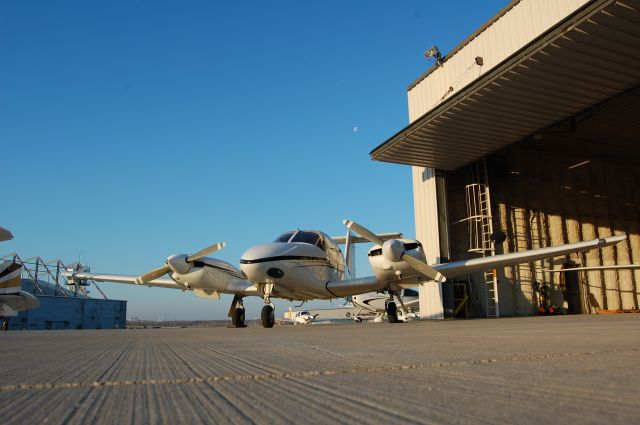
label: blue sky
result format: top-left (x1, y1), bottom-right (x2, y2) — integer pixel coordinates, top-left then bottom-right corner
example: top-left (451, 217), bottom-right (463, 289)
top-left (1, 0), bottom-right (507, 320)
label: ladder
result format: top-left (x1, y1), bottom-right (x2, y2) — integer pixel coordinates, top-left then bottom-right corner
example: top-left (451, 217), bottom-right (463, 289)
top-left (464, 160), bottom-right (499, 317)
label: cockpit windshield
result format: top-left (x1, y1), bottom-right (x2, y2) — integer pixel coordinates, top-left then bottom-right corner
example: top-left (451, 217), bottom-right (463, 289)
top-left (272, 230), bottom-right (326, 251)
top-left (273, 231), bottom-right (295, 243)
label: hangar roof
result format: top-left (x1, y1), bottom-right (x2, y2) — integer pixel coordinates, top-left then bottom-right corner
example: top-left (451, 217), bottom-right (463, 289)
top-left (371, 0), bottom-right (640, 170)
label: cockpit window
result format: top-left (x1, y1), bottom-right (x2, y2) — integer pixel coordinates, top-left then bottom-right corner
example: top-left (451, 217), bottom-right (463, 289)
top-left (273, 231), bottom-right (295, 243)
top-left (291, 231), bottom-right (325, 251)
top-left (273, 230), bottom-right (326, 251)
top-left (290, 231), bottom-right (320, 245)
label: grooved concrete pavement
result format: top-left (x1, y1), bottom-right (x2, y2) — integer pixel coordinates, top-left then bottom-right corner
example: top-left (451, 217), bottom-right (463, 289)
top-left (1, 315), bottom-right (638, 424)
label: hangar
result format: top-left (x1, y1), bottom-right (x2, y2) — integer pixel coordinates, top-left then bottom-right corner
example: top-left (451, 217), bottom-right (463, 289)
top-left (372, 0), bottom-right (640, 318)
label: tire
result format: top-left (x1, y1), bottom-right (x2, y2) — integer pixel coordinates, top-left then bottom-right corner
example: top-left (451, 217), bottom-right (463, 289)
top-left (233, 307), bottom-right (245, 328)
top-left (261, 305), bottom-right (275, 328)
top-left (386, 301), bottom-right (399, 323)
top-left (1, 319), bottom-right (8, 331)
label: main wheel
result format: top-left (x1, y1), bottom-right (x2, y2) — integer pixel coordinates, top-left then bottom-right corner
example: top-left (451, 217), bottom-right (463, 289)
top-left (386, 301), bottom-right (399, 323)
top-left (233, 307), bottom-right (245, 328)
top-left (261, 305), bottom-right (275, 328)
top-left (1, 319), bottom-right (8, 331)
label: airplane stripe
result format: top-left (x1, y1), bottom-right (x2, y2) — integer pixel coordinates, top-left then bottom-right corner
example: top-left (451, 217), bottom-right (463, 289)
top-left (239, 255), bottom-right (327, 264)
top-left (0, 263), bottom-right (21, 278)
top-left (0, 276), bottom-right (21, 289)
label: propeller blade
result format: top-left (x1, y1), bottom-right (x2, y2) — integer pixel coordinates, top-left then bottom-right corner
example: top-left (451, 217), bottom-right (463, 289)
top-left (186, 242), bottom-right (226, 262)
top-left (402, 254), bottom-right (445, 282)
top-left (343, 219), bottom-right (385, 246)
top-left (136, 265), bottom-right (171, 284)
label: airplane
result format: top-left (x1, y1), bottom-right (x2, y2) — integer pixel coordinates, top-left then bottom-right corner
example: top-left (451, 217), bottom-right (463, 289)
top-left (282, 308), bottom-right (319, 325)
top-left (0, 260), bottom-right (40, 331)
top-left (1, 228), bottom-right (41, 330)
top-left (63, 219), bottom-right (626, 328)
top-left (350, 288), bottom-right (419, 323)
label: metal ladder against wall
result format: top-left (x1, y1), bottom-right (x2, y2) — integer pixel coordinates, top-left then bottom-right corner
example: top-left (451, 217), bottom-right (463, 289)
top-left (465, 160), bottom-right (500, 318)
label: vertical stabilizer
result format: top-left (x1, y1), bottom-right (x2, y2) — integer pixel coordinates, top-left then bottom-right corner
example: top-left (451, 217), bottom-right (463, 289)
top-left (344, 230), bottom-right (356, 279)
top-left (0, 260), bottom-right (22, 294)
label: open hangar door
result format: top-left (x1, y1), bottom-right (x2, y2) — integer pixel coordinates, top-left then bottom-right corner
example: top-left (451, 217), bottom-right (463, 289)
top-left (371, 0), bottom-right (640, 317)
top-left (445, 87), bottom-right (640, 316)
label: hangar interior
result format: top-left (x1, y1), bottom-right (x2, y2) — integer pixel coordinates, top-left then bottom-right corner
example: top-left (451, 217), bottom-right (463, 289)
top-left (372, 0), bottom-right (640, 317)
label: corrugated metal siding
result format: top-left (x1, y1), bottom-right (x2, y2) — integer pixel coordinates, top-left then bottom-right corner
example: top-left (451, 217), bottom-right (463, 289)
top-left (407, 0), bottom-right (589, 121)
top-left (412, 166), bottom-right (444, 319)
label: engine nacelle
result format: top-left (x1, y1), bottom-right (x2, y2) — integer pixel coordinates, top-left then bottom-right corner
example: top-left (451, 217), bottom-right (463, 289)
top-left (166, 254), bottom-right (191, 275)
top-left (368, 239), bottom-right (427, 281)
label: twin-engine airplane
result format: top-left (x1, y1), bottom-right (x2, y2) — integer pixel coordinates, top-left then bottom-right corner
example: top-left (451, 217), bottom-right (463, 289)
top-left (63, 219), bottom-right (626, 328)
top-left (351, 288), bottom-right (420, 323)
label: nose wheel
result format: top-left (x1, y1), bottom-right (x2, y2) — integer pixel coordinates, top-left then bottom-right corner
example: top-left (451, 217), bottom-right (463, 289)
top-left (261, 304), bottom-right (275, 328)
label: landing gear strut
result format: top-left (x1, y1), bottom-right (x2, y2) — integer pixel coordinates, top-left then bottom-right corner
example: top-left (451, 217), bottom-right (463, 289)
top-left (259, 282), bottom-right (275, 328)
top-left (228, 295), bottom-right (246, 328)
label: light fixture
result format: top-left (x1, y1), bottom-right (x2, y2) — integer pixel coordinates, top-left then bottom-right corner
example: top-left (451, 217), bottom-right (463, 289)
top-left (424, 46), bottom-right (442, 66)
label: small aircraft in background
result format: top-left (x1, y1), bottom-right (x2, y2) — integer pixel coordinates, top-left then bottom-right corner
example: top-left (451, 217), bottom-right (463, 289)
top-left (64, 219), bottom-right (626, 328)
top-left (350, 288), bottom-right (420, 323)
top-left (282, 308), bottom-right (319, 325)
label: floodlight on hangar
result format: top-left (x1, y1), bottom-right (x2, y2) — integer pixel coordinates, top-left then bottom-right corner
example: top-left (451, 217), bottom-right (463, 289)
top-left (423, 46), bottom-right (442, 66)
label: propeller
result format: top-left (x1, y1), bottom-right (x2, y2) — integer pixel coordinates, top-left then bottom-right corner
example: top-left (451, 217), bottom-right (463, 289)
top-left (135, 242), bottom-right (226, 284)
top-left (343, 219), bottom-right (445, 282)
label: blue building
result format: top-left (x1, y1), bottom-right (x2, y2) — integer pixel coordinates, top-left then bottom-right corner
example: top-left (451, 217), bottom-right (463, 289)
top-left (5, 279), bottom-right (126, 330)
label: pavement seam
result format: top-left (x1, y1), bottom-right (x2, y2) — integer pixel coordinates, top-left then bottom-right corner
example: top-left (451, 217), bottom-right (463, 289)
top-left (1, 347), bottom-right (636, 393)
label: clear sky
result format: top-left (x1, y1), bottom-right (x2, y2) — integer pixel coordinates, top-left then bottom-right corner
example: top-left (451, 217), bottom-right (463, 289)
top-left (1, 0), bottom-right (507, 320)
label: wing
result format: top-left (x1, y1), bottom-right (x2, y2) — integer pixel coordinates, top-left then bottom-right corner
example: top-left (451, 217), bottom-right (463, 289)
top-left (546, 264), bottom-right (640, 272)
top-left (326, 235), bottom-right (626, 296)
top-left (64, 272), bottom-right (183, 290)
top-left (433, 235), bottom-right (626, 278)
top-left (0, 291), bottom-right (40, 312)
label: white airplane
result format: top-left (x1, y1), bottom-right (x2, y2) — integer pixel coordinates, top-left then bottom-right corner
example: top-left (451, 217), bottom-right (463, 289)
top-left (282, 308), bottom-right (319, 325)
top-left (0, 260), bottom-right (40, 330)
top-left (63, 219), bottom-right (626, 328)
top-left (1, 228), bottom-right (40, 330)
top-left (351, 288), bottom-right (419, 323)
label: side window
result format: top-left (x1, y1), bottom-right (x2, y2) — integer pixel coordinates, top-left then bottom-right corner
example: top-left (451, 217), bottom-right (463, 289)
top-left (403, 288), bottom-right (419, 297)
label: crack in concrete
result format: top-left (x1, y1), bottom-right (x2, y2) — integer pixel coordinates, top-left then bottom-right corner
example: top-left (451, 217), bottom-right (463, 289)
top-left (1, 347), bottom-right (636, 393)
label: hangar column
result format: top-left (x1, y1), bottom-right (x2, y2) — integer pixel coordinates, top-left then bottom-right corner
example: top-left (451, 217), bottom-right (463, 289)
top-left (413, 166), bottom-right (444, 319)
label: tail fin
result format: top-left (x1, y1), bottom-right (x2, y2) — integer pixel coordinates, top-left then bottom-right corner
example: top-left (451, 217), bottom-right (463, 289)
top-left (0, 260), bottom-right (22, 293)
top-left (344, 230), bottom-right (356, 279)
